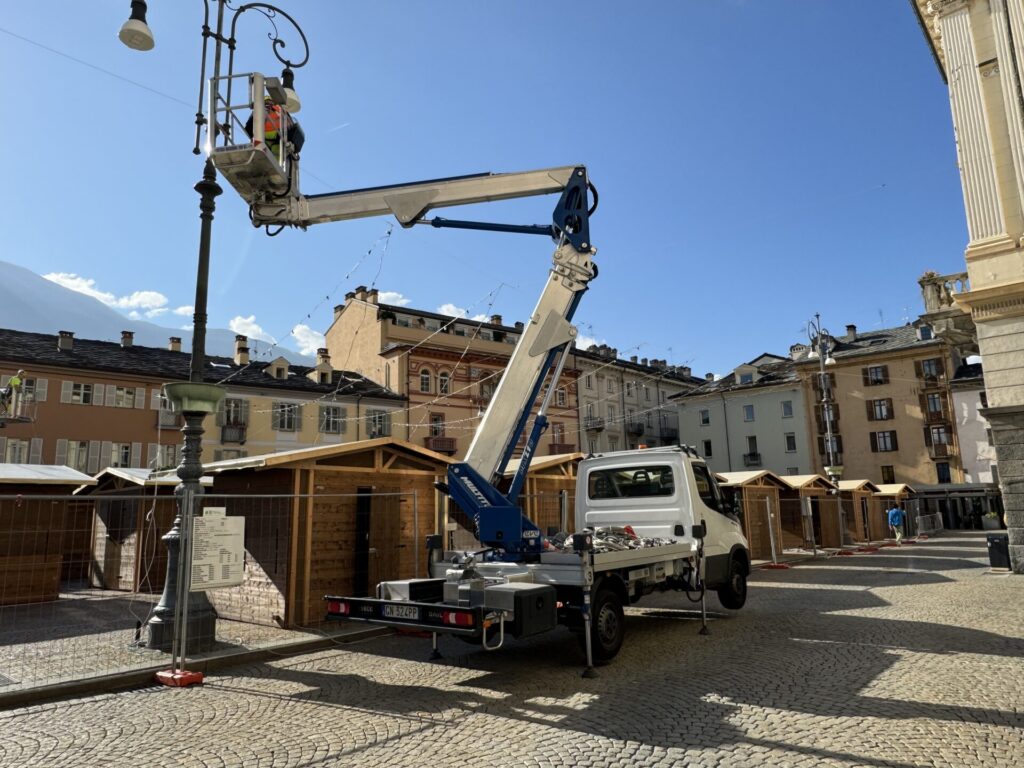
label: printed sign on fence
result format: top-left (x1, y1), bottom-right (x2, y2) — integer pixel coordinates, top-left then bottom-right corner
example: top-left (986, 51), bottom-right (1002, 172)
top-left (190, 512), bottom-right (245, 591)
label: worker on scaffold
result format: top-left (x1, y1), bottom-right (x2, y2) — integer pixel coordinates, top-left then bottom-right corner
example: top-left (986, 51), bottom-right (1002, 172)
top-left (0, 370), bottom-right (25, 416)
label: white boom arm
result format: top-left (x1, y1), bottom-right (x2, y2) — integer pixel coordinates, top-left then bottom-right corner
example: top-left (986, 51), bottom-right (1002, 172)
top-left (465, 241), bottom-right (595, 481)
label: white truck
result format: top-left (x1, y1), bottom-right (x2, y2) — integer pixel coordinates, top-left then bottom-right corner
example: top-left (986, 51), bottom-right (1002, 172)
top-left (207, 72), bottom-right (751, 671)
top-left (324, 446), bottom-right (749, 667)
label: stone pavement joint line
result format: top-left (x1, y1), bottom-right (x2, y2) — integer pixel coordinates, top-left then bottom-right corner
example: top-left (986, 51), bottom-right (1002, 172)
top-left (0, 532), bottom-right (1021, 767)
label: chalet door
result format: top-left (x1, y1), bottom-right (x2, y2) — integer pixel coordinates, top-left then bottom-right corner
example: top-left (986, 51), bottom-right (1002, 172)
top-left (352, 487), bottom-right (372, 597)
top-left (368, 489), bottom-right (402, 586)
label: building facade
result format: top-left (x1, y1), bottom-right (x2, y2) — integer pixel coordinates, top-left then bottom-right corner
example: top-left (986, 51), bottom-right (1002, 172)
top-left (324, 286), bottom-right (580, 460)
top-left (574, 345), bottom-right (703, 454)
top-left (676, 354), bottom-right (812, 476)
top-left (0, 328), bottom-right (402, 472)
top-left (913, 0), bottom-right (1024, 568)
top-left (791, 323), bottom-right (963, 487)
top-left (950, 362), bottom-right (999, 484)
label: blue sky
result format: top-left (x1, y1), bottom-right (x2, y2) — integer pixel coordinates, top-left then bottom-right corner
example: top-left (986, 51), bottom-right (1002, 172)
top-left (1, 2), bottom-right (965, 376)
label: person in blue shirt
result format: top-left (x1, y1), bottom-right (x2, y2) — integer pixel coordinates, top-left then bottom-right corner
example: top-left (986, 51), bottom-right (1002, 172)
top-left (887, 505), bottom-right (905, 545)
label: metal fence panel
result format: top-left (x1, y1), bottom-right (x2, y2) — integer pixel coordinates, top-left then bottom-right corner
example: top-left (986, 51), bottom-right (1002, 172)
top-left (0, 491), bottom-right (419, 696)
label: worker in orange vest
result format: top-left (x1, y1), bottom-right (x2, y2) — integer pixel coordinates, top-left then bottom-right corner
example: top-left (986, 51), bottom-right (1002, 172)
top-left (245, 96), bottom-right (304, 162)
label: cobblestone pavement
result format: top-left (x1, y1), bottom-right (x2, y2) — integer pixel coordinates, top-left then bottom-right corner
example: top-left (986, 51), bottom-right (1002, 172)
top-left (1, 531), bottom-right (1021, 767)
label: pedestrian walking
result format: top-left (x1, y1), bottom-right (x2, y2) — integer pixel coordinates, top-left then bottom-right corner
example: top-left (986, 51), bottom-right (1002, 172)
top-left (887, 504), bottom-right (905, 545)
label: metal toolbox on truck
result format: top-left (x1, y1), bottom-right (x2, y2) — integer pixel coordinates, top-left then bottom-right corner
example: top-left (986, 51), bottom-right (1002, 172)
top-left (484, 582), bottom-right (557, 637)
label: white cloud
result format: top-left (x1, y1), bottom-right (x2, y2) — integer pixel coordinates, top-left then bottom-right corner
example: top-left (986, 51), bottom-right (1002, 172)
top-left (378, 291), bottom-right (411, 306)
top-left (438, 303), bottom-right (467, 317)
top-left (229, 315), bottom-right (276, 344)
top-left (44, 273), bottom-right (116, 304)
top-left (173, 305), bottom-right (194, 316)
top-left (291, 324), bottom-right (326, 355)
top-left (576, 334), bottom-right (602, 350)
top-left (180, 324), bottom-right (194, 331)
top-left (471, 313), bottom-right (488, 322)
top-left (44, 272), bottom-right (170, 316)
top-left (113, 290), bottom-right (168, 311)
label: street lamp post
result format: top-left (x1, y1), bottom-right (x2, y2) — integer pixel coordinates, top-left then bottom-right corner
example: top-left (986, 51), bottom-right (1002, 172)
top-left (808, 313), bottom-right (848, 550)
top-left (807, 313), bottom-right (840, 483)
top-left (119, 1), bottom-right (308, 660)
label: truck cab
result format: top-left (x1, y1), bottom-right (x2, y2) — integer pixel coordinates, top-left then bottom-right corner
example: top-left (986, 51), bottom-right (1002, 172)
top-left (576, 446), bottom-right (751, 609)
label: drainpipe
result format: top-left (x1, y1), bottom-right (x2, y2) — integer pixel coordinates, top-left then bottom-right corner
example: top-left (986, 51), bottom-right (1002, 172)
top-left (719, 392), bottom-right (733, 471)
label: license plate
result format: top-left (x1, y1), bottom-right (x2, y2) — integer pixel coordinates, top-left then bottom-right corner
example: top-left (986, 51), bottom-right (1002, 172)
top-left (382, 604), bottom-right (419, 620)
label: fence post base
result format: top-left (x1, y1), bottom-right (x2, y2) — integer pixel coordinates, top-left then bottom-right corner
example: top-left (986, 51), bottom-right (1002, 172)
top-left (155, 669), bottom-right (204, 687)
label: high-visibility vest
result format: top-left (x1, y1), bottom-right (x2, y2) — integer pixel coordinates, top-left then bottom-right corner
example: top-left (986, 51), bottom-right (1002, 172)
top-left (264, 105), bottom-right (283, 143)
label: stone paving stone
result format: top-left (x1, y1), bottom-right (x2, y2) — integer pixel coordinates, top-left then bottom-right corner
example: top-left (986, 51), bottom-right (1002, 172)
top-left (0, 532), bottom-right (1022, 767)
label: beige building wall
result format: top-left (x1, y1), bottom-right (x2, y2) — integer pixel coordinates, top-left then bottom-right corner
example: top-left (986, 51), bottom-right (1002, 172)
top-left (915, 0), bottom-right (1024, 569)
top-left (796, 349), bottom-right (962, 487)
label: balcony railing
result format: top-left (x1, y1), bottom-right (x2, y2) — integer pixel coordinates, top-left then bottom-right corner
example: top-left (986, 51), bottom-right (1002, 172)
top-left (221, 424), bottom-right (247, 444)
top-left (919, 373), bottom-right (946, 388)
top-left (584, 416), bottom-right (605, 432)
top-left (929, 443), bottom-right (953, 459)
top-left (424, 436), bottom-right (457, 453)
top-left (925, 409), bottom-right (949, 424)
top-left (660, 427), bottom-right (678, 441)
top-left (626, 422), bottom-right (645, 437)
top-left (743, 452), bottom-right (762, 467)
top-left (549, 442), bottom-right (575, 454)
top-left (919, 271), bottom-right (969, 313)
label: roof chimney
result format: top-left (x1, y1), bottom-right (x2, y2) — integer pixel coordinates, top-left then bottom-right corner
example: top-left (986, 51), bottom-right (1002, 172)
top-left (168, 336), bottom-right (182, 352)
top-left (234, 334), bottom-right (249, 366)
top-left (705, 372), bottom-right (714, 381)
top-left (317, 348), bottom-right (330, 365)
top-left (121, 330), bottom-right (134, 348)
top-left (57, 330), bottom-right (74, 352)
top-left (641, 357), bottom-right (649, 367)
top-left (354, 285), bottom-right (368, 301)
top-left (334, 303), bottom-right (345, 320)
top-left (630, 355), bottom-right (638, 363)
top-left (490, 314), bottom-right (503, 326)
top-left (514, 321), bottom-right (524, 331)
top-left (846, 324), bottom-right (857, 340)
top-left (681, 366), bottom-right (691, 378)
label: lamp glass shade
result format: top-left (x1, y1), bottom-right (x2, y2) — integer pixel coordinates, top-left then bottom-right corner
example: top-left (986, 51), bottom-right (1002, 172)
top-left (119, 19), bottom-right (154, 51)
top-left (284, 88), bottom-right (302, 113)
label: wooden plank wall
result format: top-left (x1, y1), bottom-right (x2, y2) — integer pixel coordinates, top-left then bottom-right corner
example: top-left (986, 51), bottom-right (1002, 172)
top-left (0, 497), bottom-right (66, 605)
top-left (304, 470), bottom-right (438, 626)
top-left (740, 487), bottom-right (783, 560)
top-left (206, 471), bottom-right (294, 626)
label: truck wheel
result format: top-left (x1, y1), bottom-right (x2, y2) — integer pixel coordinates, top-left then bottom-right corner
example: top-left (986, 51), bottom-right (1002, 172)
top-left (716, 556), bottom-right (747, 610)
top-left (579, 588), bottom-right (625, 662)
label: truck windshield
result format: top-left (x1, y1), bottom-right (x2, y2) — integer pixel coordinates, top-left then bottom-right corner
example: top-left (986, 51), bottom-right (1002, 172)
top-left (588, 465), bottom-right (675, 499)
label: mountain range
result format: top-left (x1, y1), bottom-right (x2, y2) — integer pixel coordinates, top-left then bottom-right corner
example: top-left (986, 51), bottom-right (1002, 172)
top-left (0, 260), bottom-right (312, 362)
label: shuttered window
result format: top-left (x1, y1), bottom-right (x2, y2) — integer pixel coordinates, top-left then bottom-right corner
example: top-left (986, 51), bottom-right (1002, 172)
top-left (862, 365), bottom-right (889, 386)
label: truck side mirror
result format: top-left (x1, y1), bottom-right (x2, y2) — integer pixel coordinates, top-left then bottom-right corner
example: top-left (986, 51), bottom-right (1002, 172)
top-left (692, 523), bottom-right (706, 539)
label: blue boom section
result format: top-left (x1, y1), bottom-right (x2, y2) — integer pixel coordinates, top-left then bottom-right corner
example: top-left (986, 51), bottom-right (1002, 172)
top-left (447, 462), bottom-right (544, 557)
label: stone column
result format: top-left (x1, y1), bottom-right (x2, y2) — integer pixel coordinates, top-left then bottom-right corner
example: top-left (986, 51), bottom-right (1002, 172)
top-left (983, 405), bottom-right (1024, 571)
